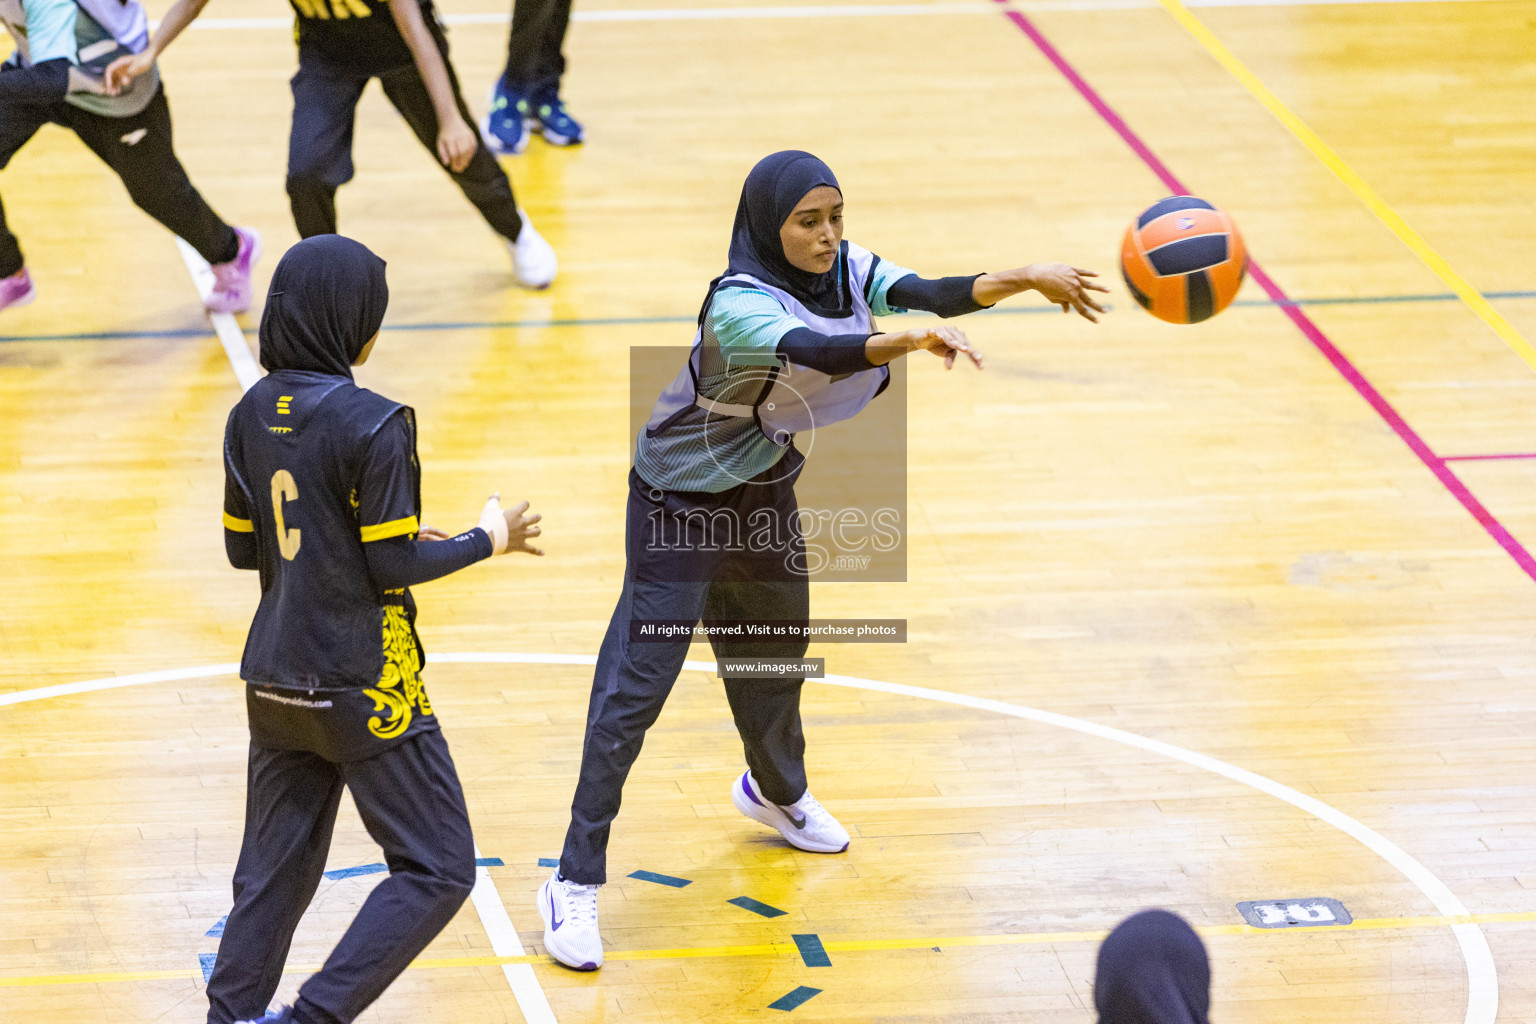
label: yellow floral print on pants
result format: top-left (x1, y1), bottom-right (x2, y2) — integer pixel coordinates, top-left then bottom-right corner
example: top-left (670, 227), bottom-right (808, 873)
top-left (364, 602), bottom-right (433, 739)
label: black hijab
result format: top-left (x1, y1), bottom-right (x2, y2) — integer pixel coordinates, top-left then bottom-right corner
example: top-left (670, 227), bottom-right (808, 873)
top-left (259, 234), bottom-right (389, 378)
top-left (709, 150), bottom-right (848, 320)
top-left (1094, 910), bottom-right (1211, 1024)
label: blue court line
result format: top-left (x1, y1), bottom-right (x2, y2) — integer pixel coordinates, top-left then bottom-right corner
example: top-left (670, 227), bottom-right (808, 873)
top-left (792, 933), bottom-right (831, 967)
top-left (728, 896), bottom-right (788, 918)
top-left (198, 953), bottom-right (217, 983)
top-left (768, 985), bottom-right (823, 1011)
top-left (628, 869), bottom-right (693, 888)
top-left (5, 289), bottom-right (1535, 345)
top-left (322, 856), bottom-right (503, 880)
top-left (538, 857), bottom-right (559, 868)
top-left (205, 915), bottom-right (226, 938)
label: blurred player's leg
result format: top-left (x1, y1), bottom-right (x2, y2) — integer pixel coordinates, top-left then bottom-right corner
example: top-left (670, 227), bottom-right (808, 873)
top-left (377, 36), bottom-right (557, 289)
top-left (286, 60), bottom-right (369, 239)
top-left (291, 728), bottom-right (476, 1024)
top-left (0, 103), bottom-right (48, 309)
top-left (65, 85), bottom-right (258, 312)
top-left (205, 747), bottom-right (344, 1024)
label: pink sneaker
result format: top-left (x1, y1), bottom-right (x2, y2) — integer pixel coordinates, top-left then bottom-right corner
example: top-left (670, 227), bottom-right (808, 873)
top-left (0, 267), bottom-right (36, 312)
top-left (207, 227), bottom-right (261, 314)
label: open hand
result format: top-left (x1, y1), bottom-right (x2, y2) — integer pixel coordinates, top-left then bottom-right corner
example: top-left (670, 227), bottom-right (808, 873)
top-left (902, 326), bottom-right (984, 371)
top-left (1024, 264), bottom-right (1110, 322)
top-left (500, 499), bottom-right (543, 556)
top-left (478, 494), bottom-right (543, 556)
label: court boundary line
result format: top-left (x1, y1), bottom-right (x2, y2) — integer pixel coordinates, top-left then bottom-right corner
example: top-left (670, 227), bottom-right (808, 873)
top-left (0, 653), bottom-right (1499, 1019)
top-left (174, 238), bottom-right (261, 391)
top-left (988, 5), bottom-right (1500, 1020)
top-left (468, 842), bottom-right (558, 1024)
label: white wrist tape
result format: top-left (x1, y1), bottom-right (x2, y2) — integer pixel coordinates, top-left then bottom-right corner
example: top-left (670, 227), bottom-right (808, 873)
top-left (479, 495), bottom-right (509, 554)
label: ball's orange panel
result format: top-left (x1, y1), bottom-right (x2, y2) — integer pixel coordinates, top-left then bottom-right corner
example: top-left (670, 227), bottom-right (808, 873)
top-left (1120, 226), bottom-right (1159, 297)
top-left (1137, 208), bottom-right (1229, 251)
top-left (1150, 274), bottom-right (1189, 323)
top-left (1224, 214), bottom-right (1248, 267)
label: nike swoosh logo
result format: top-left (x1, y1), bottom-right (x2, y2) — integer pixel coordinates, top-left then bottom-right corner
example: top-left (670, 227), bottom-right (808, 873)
top-left (784, 810), bottom-right (806, 829)
top-left (549, 889), bottom-right (564, 930)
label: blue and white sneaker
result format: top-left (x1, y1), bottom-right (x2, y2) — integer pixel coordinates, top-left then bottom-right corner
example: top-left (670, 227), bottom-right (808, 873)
top-left (731, 770), bottom-right (850, 853)
top-left (537, 871), bottom-right (602, 971)
top-left (482, 78), bottom-right (531, 155)
top-left (235, 1006), bottom-right (294, 1024)
top-left (530, 93), bottom-right (584, 147)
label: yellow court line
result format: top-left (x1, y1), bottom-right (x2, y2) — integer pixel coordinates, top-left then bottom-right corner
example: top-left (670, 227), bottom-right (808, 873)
top-left (3, 910), bottom-right (1532, 989)
top-left (1151, 0), bottom-right (1536, 373)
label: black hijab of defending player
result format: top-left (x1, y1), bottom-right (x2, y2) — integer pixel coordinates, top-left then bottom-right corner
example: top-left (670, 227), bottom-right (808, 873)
top-left (1094, 909), bottom-right (1211, 1024)
top-left (707, 149), bottom-right (850, 320)
top-left (259, 233), bottom-right (388, 377)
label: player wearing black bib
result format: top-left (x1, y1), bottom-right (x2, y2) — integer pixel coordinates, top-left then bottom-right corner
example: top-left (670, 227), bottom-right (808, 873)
top-left (111, 0), bottom-right (558, 289)
top-left (210, 235), bottom-right (544, 1024)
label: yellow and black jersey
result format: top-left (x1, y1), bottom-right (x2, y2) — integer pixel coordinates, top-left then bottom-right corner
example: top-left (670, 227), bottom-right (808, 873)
top-left (290, 0), bottom-right (436, 73)
top-left (224, 371), bottom-right (426, 692)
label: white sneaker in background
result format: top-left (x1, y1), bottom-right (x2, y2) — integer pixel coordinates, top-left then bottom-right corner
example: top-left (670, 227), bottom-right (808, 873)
top-left (537, 870), bottom-right (603, 971)
top-left (731, 769), bottom-right (850, 854)
top-left (510, 211), bottom-right (557, 290)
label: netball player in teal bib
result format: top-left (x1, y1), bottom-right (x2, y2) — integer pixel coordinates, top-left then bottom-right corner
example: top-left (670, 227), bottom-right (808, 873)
top-left (536, 150), bottom-right (1108, 971)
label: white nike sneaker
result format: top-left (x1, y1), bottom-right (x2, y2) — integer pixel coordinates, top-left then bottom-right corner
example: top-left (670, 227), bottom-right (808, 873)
top-left (731, 770), bottom-right (850, 854)
top-left (509, 211), bottom-right (557, 290)
top-left (537, 870), bottom-right (603, 970)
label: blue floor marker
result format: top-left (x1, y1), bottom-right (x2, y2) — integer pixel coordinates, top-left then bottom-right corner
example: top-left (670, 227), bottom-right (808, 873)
top-left (628, 870), bottom-right (692, 888)
top-left (205, 915), bottom-right (227, 938)
top-left (199, 953), bottom-right (218, 983)
top-left (538, 857), bottom-right (559, 868)
top-left (728, 896), bottom-right (786, 918)
top-left (769, 986), bottom-right (822, 1011)
top-left (792, 933), bottom-right (831, 967)
top-left (323, 857), bottom-right (502, 880)
top-left (323, 862), bottom-right (387, 880)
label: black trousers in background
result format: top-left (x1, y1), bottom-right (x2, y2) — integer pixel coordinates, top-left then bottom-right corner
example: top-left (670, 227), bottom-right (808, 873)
top-left (502, 0), bottom-right (572, 99)
top-left (559, 457), bottom-right (812, 885)
top-left (205, 727), bottom-right (476, 1024)
top-left (0, 84), bottom-right (238, 279)
top-left (287, 33), bottom-right (522, 241)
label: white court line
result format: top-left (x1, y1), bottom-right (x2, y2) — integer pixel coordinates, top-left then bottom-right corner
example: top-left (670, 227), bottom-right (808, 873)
top-left (0, 653), bottom-right (1498, 1024)
top-left (175, 238), bottom-right (261, 392)
top-left (171, 0), bottom-right (1507, 30)
top-left (471, 843), bottom-right (559, 1024)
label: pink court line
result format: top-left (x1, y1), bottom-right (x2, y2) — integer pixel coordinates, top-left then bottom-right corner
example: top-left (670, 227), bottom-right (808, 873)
top-left (992, 0), bottom-right (1536, 584)
top-left (1442, 453), bottom-right (1536, 463)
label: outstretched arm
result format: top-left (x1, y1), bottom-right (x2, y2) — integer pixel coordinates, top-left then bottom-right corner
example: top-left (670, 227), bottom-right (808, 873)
top-left (887, 264), bottom-right (1109, 322)
top-left (389, 0), bottom-right (477, 172)
top-left (972, 264), bottom-right (1109, 321)
top-left (103, 0), bottom-right (212, 94)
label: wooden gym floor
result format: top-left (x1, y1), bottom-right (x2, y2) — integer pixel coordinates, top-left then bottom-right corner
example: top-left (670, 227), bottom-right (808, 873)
top-left (2, 0), bottom-right (1535, 1021)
